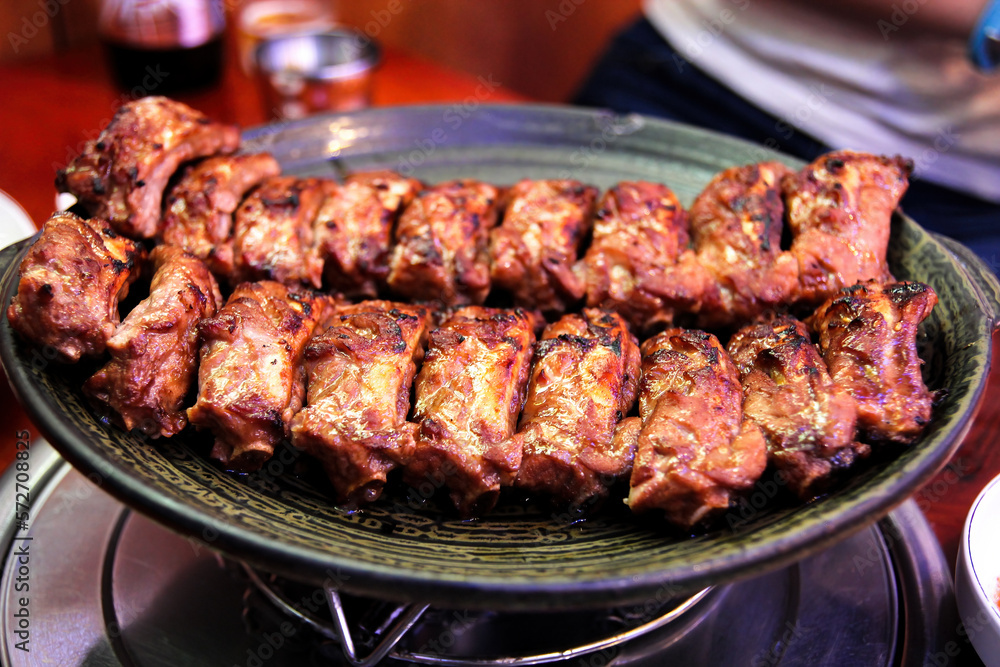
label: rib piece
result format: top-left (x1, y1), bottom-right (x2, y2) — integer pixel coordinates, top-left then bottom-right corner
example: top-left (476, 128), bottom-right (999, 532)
top-left (405, 307), bottom-right (535, 517)
top-left (515, 309), bottom-right (641, 510)
top-left (581, 181), bottom-right (713, 334)
top-left (232, 176), bottom-right (329, 288)
top-left (727, 314), bottom-right (867, 499)
top-left (159, 154), bottom-right (282, 277)
top-left (691, 162), bottom-right (799, 327)
top-left (627, 329), bottom-right (767, 529)
top-left (6, 211), bottom-right (145, 363)
top-left (313, 170), bottom-right (422, 298)
top-left (489, 179), bottom-right (598, 313)
top-left (784, 150), bottom-right (910, 305)
top-left (187, 281), bottom-right (326, 472)
top-left (386, 180), bottom-right (500, 306)
top-left (83, 247), bottom-right (223, 438)
top-left (809, 280), bottom-right (937, 444)
top-left (55, 96), bottom-right (240, 238)
top-left (290, 300), bottom-right (431, 505)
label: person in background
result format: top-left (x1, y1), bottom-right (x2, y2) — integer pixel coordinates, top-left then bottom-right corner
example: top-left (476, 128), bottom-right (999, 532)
top-left (575, 0), bottom-right (1000, 272)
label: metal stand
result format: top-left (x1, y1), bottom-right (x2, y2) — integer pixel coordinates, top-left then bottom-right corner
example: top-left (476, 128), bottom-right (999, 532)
top-left (244, 564), bottom-right (713, 666)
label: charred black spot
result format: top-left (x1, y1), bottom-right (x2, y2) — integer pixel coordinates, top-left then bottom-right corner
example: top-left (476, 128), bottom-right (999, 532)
top-left (92, 177), bottom-right (106, 195)
top-left (152, 142), bottom-right (163, 150)
top-left (128, 166), bottom-right (139, 182)
top-left (265, 409), bottom-right (284, 431)
top-left (825, 157), bottom-right (845, 171)
top-left (502, 335), bottom-right (522, 350)
top-left (609, 337), bottom-right (622, 357)
top-left (110, 259), bottom-right (128, 274)
top-left (705, 345), bottom-right (719, 365)
top-left (887, 281), bottom-right (927, 305)
top-left (95, 141), bottom-right (106, 151)
top-left (40, 283), bottom-right (54, 298)
top-left (135, 179), bottom-right (146, 188)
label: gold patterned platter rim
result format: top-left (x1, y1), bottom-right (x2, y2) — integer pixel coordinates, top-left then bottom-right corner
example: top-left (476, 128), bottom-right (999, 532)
top-left (2, 104), bottom-right (998, 611)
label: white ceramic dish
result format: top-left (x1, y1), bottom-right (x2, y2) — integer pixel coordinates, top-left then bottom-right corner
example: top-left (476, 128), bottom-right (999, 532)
top-left (0, 189), bottom-right (35, 249)
top-left (957, 471), bottom-right (1000, 666)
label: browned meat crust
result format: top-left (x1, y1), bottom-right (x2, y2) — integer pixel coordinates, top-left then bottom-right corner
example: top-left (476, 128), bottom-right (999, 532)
top-left (159, 154), bottom-right (281, 276)
top-left (727, 314), bottom-right (868, 499)
top-left (187, 281), bottom-right (327, 472)
top-left (313, 170), bottom-right (422, 298)
top-left (489, 179), bottom-right (598, 313)
top-left (581, 181), bottom-right (713, 334)
top-left (691, 162), bottom-right (799, 327)
top-left (627, 329), bottom-right (767, 529)
top-left (809, 280), bottom-right (937, 444)
top-left (405, 307), bottom-right (535, 517)
top-left (386, 180), bottom-right (500, 306)
top-left (83, 246), bottom-right (223, 437)
top-left (6, 211), bottom-right (145, 363)
top-left (290, 300), bottom-right (431, 505)
top-left (232, 176), bottom-right (329, 288)
top-left (515, 309), bottom-right (641, 510)
top-left (55, 96), bottom-right (240, 238)
top-left (784, 151), bottom-right (910, 305)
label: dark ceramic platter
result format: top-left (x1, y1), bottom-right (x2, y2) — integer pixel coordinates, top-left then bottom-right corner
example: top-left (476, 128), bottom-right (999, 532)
top-left (2, 105), bottom-right (998, 611)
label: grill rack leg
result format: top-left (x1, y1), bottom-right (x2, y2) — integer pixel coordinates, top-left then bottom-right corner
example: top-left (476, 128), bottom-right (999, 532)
top-left (243, 564), bottom-right (713, 666)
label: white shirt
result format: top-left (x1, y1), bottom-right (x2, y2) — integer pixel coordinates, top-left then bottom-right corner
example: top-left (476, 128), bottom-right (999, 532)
top-left (645, 0), bottom-right (1000, 202)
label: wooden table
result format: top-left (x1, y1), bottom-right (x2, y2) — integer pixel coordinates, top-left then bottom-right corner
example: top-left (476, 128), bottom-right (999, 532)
top-left (1, 34), bottom-right (999, 650)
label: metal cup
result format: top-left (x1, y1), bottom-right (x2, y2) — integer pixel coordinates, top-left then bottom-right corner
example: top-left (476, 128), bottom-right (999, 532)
top-left (255, 29), bottom-right (380, 120)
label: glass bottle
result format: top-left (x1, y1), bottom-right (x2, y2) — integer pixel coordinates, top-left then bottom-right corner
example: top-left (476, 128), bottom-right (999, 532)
top-left (98, 0), bottom-right (226, 94)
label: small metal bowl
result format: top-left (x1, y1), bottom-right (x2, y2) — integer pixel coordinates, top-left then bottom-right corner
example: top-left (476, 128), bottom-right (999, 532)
top-left (254, 28), bottom-right (380, 119)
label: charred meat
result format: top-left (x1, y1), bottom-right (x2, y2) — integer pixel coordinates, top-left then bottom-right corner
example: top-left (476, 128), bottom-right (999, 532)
top-left (809, 280), bottom-right (937, 444)
top-left (56, 96), bottom-right (240, 238)
top-left (405, 307), bottom-right (535, 516)
top-left (187, 281), bottom-right (326, 472)
top-left (84, 246), bottom-right (223, 437)
top-left (7, 211), bottom-right (145, 362)
top-left (627, 329), bottom-right (768, 529)
top-left (515, 309), bottom-right (641, 510)
top-left (290, 300), bottom-right (430, 505)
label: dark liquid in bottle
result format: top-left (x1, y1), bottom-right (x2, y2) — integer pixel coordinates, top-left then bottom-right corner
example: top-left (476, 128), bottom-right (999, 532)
top-left (102, 36), bottom-right (224, 95)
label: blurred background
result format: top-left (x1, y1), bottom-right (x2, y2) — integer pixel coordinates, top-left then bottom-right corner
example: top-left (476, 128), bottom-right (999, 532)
top-left (0, 0), bottom-right (641, 103)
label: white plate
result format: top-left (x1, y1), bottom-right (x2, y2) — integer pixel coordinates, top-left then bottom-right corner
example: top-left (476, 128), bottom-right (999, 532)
top-left (0, 190), bottom-right (35, 248)
top-left (957, 471), bottom-right (1000, 665)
